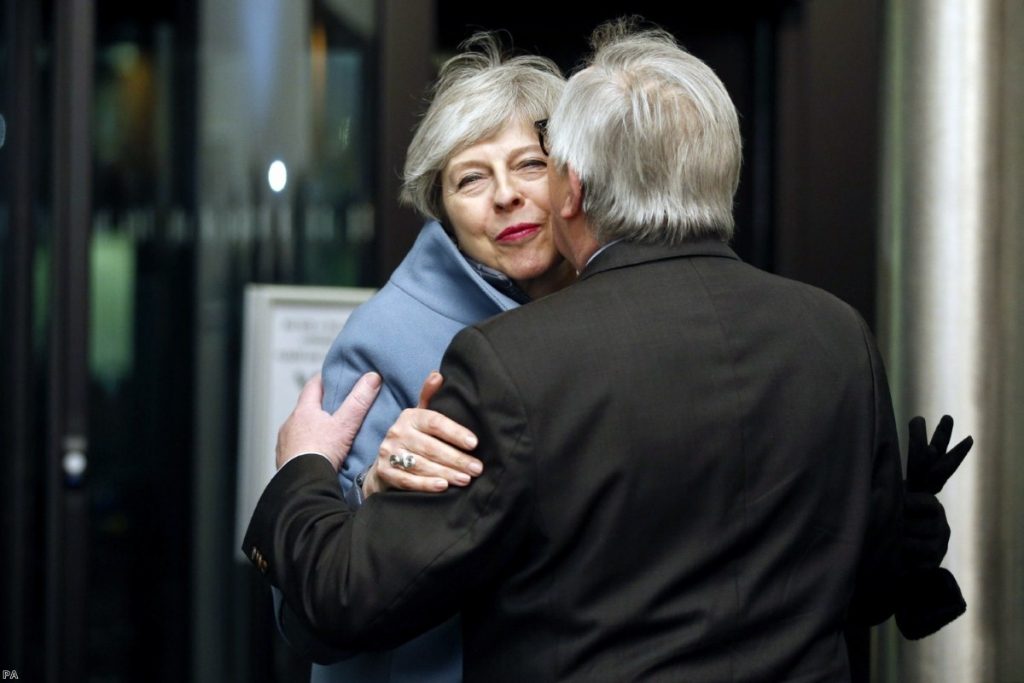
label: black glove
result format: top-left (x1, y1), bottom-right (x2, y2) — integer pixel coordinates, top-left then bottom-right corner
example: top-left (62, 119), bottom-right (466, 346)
top-left (907, 414), bottom-right (973, 495)
top-left (894, 415), bottom-right (973, 640)
top-left (901, 490), bottom-right (949, 571)
top-left (893, 566), bottom-right (965, 640)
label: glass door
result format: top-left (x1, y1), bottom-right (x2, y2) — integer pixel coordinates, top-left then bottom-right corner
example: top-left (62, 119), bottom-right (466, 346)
top-left (84, 2), bottom-right (385, 679)
top-left (1, 1), bottom-right (54, 679)
top-left (85, 1), bottom-right (380, 681)
top-left (2, 1), bottom-right (430, 679)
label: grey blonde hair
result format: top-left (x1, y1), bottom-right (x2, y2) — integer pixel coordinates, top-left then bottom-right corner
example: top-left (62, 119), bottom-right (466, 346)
top-left (547, 19), bottom-right (742, 244)
top-left (401, 33), bottom-right (565, 222)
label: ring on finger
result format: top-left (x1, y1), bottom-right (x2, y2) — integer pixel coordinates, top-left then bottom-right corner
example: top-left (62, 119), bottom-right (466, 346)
top-left (389, 452), bottom-right (416, 471)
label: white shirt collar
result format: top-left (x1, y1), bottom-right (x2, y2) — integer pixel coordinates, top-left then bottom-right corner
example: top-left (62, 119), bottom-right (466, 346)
top-left (583, 239), bottom-right (623, 270)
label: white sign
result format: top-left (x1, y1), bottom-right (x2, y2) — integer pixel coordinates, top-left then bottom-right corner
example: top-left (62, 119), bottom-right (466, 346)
top-left (235, 284), bottom-right (374, 559)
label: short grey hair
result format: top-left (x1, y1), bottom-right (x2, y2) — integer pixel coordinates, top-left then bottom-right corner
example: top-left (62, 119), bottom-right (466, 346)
top-left (547, 20), bottom-right (742, 244)
top-left (401, 33), bottom-right (565, 222)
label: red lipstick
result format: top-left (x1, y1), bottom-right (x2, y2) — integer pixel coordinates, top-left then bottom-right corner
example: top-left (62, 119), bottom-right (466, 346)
top-left (497, 223), bottom-right (541, 242)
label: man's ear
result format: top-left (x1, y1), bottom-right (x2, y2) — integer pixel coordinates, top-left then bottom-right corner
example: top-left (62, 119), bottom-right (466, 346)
top-left (560, 167), bottom-right (585, 219)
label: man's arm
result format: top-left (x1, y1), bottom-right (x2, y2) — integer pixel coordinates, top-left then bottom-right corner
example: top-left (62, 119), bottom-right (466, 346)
top-left (243, 326), bottom-right (535, 651)
top-left (276, 339), bottom-right (482, 661)
top-left (266, 371), bottom-right (381, 662)
top-left (847, 323), bottom-right (905, 627)
top-left (892, 415), bottom-right (971, 639)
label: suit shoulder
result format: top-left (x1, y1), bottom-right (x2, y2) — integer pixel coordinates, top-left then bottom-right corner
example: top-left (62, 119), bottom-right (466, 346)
top-left (746, 265), bottom-right (871, 331)
top-left (752, 269), bottom-right (882, 374)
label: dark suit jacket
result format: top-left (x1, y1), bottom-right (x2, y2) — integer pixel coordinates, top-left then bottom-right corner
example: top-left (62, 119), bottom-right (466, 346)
top-left (244, 239), bottom-right (904, 682)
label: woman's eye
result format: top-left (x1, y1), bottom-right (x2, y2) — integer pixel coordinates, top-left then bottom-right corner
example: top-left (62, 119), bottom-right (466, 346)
top-left (457, 174), bottom-right (483, 190)
top-left (519, 158), bottom-right (547, 170)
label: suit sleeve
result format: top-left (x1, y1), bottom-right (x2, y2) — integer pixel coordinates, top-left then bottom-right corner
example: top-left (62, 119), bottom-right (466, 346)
top-left (846, 322), bottom-right (905, 626)
top-left (243, 326), bottom-right (536, 651)
top-left (272, 312), bottom-right (407, 661)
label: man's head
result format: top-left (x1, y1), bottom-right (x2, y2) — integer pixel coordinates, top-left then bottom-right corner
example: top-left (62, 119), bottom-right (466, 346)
top-left (546, 20), bottom-right (742, 255)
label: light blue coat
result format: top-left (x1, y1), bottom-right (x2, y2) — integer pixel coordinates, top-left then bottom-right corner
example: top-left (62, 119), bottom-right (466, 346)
top-left (283, 221), bottom-right (520, 683)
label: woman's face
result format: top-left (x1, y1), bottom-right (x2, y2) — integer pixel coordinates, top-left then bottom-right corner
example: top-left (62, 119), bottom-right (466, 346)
top-left (441, 120), bottom-right (565, 296)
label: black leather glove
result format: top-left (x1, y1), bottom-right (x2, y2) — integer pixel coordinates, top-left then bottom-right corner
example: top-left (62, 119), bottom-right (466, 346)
top-left (894, 415), bottom-right (973, 640)
top-left (893, 565), bottom-right (966, 640)
top-left (907, 414), bottom-right (973, 496)
top-left (902, 490), bottom-right (949, 571)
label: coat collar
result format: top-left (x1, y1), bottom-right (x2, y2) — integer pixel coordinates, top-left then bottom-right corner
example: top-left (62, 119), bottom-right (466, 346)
top-left (579, 238), bottom-right (740, 281)
top-left (389, 221), bottom-right (521, 324)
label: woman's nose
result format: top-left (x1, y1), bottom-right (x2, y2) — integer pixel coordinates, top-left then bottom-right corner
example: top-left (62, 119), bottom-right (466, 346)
top-left (493, 177), bottom-right (524, 211)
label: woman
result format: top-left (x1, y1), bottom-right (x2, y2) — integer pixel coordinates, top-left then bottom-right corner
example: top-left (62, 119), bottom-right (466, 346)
top-left (289, 33), bottom-right (573, 683)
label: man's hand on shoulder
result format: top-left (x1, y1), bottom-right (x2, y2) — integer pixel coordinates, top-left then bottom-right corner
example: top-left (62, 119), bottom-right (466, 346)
top-left (276, 372), bottom-right (382, 470)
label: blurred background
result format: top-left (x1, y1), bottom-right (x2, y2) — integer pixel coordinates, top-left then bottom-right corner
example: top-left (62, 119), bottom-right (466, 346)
top-left (1, 0), bottom-right (1021, 681)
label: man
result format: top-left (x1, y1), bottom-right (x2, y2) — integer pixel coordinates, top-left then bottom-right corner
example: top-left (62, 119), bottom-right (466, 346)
top-left (246, 23), bottom-right (962, 681)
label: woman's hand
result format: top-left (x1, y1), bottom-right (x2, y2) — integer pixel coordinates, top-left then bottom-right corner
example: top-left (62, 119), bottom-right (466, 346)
top-left (362, 372), bottom-right (482, 497)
